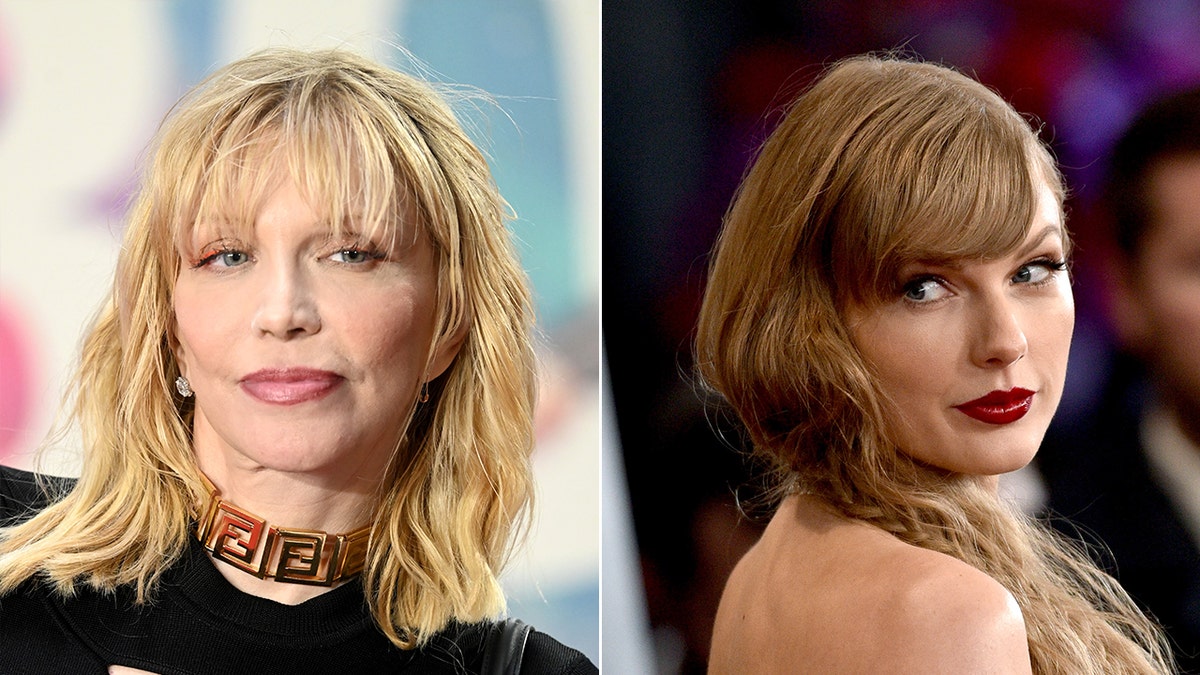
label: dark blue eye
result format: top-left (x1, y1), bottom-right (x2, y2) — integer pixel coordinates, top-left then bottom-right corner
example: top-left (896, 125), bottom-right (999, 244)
top-left (902, 277), bottom-right (949, 303)
top-left (330, 248), bottom-right (378, 264)
top-left (1012, 259), bottom-right (1066, 284)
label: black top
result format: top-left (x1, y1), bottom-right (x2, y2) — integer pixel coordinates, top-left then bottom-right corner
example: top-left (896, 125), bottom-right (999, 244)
top-left (0, 466), bottom-right (596, 675)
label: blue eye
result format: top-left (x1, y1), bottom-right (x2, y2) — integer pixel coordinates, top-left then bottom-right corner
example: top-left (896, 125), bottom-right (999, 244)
top-left (1012, 259), bottom-right (1067, 284)
top-left (216, 251), bottom-right (248, 267)
top-left (329, 248), bottom-right (379, 264)
top-left (902, 277), bottom-right (949, 304)
top-left (195, 248), bottom-right (249, 269)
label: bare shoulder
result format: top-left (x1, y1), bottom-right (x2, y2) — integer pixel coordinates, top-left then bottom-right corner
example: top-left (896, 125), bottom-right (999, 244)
top-left (709, 496), bottom-right (1030, 674)
top-left (874, 544), bottom-right (1031, 673)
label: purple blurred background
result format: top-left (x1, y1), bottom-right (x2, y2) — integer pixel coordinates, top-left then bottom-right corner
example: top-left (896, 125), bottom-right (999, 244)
top-left (603, 1), bottom-right (1200, 671)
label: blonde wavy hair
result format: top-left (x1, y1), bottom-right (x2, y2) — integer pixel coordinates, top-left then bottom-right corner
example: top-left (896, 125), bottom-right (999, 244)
top-left (0, 48), bottom-right (535, 649)
top-left (696, 55), bottom-right (1174, 673)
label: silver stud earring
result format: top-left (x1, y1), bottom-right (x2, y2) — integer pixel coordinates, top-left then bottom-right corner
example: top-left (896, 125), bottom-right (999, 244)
top-left (175, 376), bottom-right (193, 398)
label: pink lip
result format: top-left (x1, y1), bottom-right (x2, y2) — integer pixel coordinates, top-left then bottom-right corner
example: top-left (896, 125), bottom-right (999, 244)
top-left (239, 368), bottom-right (343, 406)
top-left (953, 388), bottom-right (1035, 425)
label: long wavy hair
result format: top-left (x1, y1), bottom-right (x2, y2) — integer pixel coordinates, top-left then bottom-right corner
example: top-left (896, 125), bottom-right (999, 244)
top-left (0, 48), bottom-right (535, 649)
top-left (696, 55), bottom-right (1173, 674)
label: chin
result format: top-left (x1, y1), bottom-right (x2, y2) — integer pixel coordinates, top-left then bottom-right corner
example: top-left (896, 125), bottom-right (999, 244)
top-left (231, 429), bottom-right (367, 472)
top-left (932, 437), bottom-right (1042, 478)
top-left (240, 449), bottom-right (342, 474)
top-left (975, 443), bottom-right (1041, 477)
top-left (995, 456), bottom-right (1037, 476)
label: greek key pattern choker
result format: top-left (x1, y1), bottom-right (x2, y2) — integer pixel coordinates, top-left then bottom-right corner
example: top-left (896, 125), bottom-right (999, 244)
top-left (195, 474), bottom-right (371, 586)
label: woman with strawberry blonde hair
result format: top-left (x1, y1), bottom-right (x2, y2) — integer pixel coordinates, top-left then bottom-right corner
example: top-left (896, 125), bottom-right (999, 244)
top-left (699, 55), bottom-right (1172, 673)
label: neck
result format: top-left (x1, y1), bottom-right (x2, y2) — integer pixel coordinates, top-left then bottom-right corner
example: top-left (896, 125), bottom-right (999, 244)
top-left (196, 450), bottom-right (379, 532)
top-left (193, 453), bottom-right (379, 605)
top-left (977, 473), bottom-right (1001, 495)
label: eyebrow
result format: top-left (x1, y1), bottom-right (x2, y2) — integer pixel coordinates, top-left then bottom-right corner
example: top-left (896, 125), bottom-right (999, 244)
top-left (900, 224), bottom-right (1065, 273)
top-left (1014, 224), bottom-right (1063, 259)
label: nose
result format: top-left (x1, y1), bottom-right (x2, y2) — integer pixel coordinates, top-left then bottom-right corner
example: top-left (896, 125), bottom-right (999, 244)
top-left (251, 263), bottom-right (321, 339)
top-left (970, 295), bottom-right (1028, 368)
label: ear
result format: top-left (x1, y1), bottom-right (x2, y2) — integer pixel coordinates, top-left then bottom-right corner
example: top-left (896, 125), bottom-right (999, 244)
top-left (1108, 253), bottom-right (1152, 352)
top-left (423, 318), bottom-right (468, 384)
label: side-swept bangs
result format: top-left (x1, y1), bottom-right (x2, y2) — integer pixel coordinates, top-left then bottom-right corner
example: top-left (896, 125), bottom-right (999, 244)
top-left (818, 60), bottom-right (1066, 307)
top-left (697, 55), bottom-right (1066, 472)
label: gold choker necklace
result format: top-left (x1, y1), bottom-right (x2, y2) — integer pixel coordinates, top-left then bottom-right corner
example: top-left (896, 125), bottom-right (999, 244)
top-left (194, 473), bottom-right (371, 586)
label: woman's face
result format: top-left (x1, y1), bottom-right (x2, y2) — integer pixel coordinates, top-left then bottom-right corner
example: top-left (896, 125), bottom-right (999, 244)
top-left (173, 169), bottom-right (458, 480)
top-left (845, 180), bottom-right (1073, 478)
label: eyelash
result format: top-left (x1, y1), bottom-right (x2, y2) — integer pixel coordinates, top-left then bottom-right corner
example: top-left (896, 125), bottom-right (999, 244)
top-left (1017, 258), bottom-right (1069, 284)
top-left (898, 257), bottom-right (1068, 305)
top-left (330, 246), bottom-right (387, 264)
top-left (191, 245), bottom-right (244, 269)
top-left (189, 243), bottom-right (387, 269)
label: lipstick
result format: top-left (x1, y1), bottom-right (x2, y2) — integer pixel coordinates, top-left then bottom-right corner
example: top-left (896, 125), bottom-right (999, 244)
top-left (953, 388), bottom-right (1034, 425)
top-left (240, 368), bottom-right (343, 405)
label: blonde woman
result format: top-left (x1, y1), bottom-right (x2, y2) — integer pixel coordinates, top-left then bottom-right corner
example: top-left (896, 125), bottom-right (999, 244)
top-left (699, 56), bottom-right (1173, 674)
top-left (0, 48), bottom-right (595, 674)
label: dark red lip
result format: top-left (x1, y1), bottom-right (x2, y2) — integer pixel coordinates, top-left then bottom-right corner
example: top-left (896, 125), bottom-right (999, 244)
top-left (239, 368), bottom-right (343, 406)
top-left (953, 388), bottom-right (1035, 425)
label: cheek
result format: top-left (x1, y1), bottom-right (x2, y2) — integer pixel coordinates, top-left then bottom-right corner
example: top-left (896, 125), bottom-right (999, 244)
top-left (1031, 279), bottom-right (1075, 371)
top-left (172, 279), bottom-right (250, 380)
top-left (858, 317), bottom-right (951, 397)
top-left (1142, 271), bottom-right (1200, 379)
top-left (1048, 294), bottom-right (1075, 364)
top-left (172, 283), bottom-right (214, 373)
top-left (1137, 233), bottom-right (1200, 326)
top-left (1154, 277), bottom-right (1200, 330)
top-left (337, 288), bottom-right (436, 373)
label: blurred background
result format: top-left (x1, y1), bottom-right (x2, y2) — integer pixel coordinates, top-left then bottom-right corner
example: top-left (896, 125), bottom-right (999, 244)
top-left (0, 0), bottom-right (598, 663)
top-left (603, 1), bottom-right (1200, 672)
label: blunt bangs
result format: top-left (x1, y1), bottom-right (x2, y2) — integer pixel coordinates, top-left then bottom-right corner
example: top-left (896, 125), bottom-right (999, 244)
top-left (163, 59), bottom-right (432, 266)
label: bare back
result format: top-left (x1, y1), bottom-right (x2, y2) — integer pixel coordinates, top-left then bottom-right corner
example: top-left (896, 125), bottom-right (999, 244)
top-left (709, 495), bottom-right (1031, 674)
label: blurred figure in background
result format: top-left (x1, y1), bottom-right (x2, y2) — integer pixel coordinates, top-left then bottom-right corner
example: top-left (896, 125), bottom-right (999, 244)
top-left (605, 2), bottom-right (1200, 671)
top-left (1038, 85), bottom-right (1200, 672)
